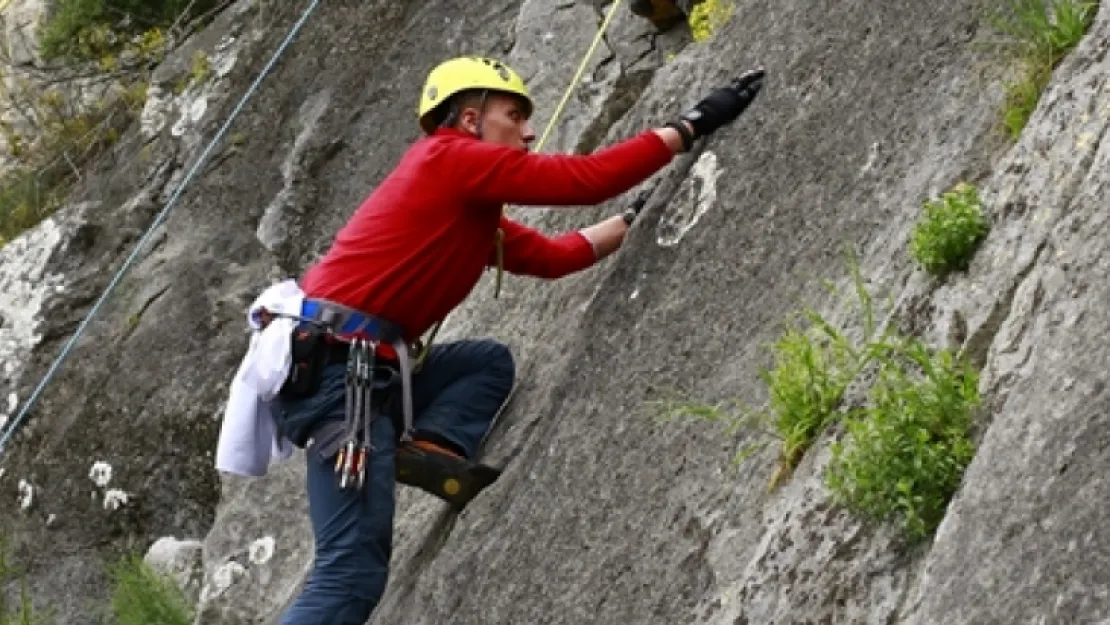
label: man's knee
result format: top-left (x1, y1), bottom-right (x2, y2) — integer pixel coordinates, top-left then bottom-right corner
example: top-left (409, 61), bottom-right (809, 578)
top-left (480, 339), bottom-right (515, 381)
top-left (447, 338), bottom-right (515, 384)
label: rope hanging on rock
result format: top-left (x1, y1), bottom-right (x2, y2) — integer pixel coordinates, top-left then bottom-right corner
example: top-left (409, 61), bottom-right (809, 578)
top-left (419, 0), bottom-right (628, 364)
top-left (0, 0), bottom-right (325, 455)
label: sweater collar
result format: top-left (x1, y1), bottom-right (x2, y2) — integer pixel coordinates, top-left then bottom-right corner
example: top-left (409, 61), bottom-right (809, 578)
top-left (431, 127), bottom-right (478, 140)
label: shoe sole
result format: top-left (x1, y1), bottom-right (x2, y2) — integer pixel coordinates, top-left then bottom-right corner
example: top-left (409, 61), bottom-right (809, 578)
top-left (396, 450), bottom-right (501, 511)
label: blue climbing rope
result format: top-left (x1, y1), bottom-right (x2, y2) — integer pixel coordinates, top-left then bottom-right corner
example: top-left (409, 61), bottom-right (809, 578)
top-left (0, 0), bottom-right (323, 454)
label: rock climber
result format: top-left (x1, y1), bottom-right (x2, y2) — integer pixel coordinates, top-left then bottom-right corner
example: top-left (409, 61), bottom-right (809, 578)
top-left (272, 55), bottom-right (764, 624)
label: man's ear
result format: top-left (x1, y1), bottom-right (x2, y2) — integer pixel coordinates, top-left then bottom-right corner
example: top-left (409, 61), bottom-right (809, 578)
top-left (457, 107), bottom-right (481, 135)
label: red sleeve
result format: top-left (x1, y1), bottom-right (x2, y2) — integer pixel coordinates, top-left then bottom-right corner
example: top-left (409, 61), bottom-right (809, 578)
top-left (454, 131), bottom-right (673, 206)
top-left (489, 216), bottom-right (597, 279)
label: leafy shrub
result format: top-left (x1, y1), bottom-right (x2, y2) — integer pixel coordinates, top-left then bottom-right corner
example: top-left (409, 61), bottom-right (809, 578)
top-left (39, 0), bottom-right (221, 62)
top-left (909, 182), bottom-right (990, 278)
top-left (826, 342), bottom-right (979, 543)
top-left (0, 82), bottom-right (139, 244)
top-left (656, 254), bottom-right (982, 541)
top-left (989, 0), bottom-right (1098, 139)
top-left (0, 0), bottom-right (203, 243)
top-left (756, 308), bottom-right (860, 482)
top-left (655, 257), bottom-right (895, 486)
top-left (0, 534), bottom-right (52, 625)
top-left (108, 553), bottom-right (193, 625)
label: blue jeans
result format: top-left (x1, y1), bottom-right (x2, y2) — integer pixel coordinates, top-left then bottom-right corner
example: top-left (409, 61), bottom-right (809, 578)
top-left (273, 339), bottom-right (515, 625)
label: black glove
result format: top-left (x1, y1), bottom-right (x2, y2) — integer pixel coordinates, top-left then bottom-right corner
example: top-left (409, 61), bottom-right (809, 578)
top-left (668, 69), bottom-right (765, 150)
top-left (622, 192), bottom-right (650, 225)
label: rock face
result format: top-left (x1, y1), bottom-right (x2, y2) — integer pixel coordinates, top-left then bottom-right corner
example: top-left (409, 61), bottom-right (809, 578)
top-left (0, 1), bottom-right (1107, 624)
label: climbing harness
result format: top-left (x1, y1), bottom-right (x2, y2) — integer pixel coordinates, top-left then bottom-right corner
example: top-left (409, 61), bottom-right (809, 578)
top-left (275, 299), bottom-right (415, 493)
top-left (418, 0), bottom-right (627, 364)
top-left (0, 0), bottom-right (325, 455)
top-left (295, 298), bottom-right (416, 443)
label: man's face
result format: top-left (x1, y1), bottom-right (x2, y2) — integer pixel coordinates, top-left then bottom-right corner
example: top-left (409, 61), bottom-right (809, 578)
top-left (458, 93), bottom-right (535, 150)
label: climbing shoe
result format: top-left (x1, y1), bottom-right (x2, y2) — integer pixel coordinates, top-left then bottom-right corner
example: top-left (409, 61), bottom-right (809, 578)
top-left (630, 0), bottom-right (687, 31)
top-left (395, 439), bottom-right (501, 511)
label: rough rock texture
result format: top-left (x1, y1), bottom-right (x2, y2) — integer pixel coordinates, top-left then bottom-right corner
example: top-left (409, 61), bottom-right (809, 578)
top-left (901, 9), bottom-right (1110, 622)
top-left (0, 0), bottom-right (1107, 624)
top-left (0, 0), bottom-right (47, 65)
top-left (146, 536), bottom-right (206, 603)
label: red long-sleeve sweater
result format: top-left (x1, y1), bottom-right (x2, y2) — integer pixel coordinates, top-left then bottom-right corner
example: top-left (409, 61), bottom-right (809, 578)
top-left (300, 127), bottom-right (674, 341)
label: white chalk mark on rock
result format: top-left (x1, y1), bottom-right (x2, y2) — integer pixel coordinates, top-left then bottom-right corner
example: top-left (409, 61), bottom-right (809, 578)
top-left (249, 536), bottom-right (276, 565)
top-left (657, 151), bottom-right (722, 247)
top-left (89, 461), bottom-right (113, 487)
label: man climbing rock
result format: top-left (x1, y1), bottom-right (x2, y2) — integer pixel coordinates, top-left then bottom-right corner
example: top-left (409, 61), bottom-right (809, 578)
top-left (272, 55), bottom-right (764, 624)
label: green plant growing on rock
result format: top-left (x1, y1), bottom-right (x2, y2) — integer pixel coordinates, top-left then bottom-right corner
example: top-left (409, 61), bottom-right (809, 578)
top-left (909, 182), bottom-right (990, 278)
top-left (38, 0), bottom-right (218, 63)
top-left (826, 341), bottom-right (979, 543)
top-left (0, 534), bottom-right (52, 625)
top-left (190, 50), bottom-right (213, 84)
top-left (108, 553), bottom-right (193, 625)
top-left (656, 253), bottom-right (982, 542)
top-left (688, 0), bottom-right (736, 42)
top-left (754, 259), bottom-right (904, 487)
top-left (989, 0), bottom-right (1098, 139)
top-left (176, 50), bottom-right (213, 93)
top-left (0, 80), bottom-right (136, 243)
top-left (0, 3), bottom-right (180, 243)
top-left (755, 307), bottom-right (859, 485)
top-left (655, 254), bottom-right (900, 488)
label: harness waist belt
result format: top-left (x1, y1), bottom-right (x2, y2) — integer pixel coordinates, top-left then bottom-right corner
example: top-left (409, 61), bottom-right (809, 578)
top-left (301, 299), bottom-right (405, 343)
top-left (300, 298), bottom-right (415, 442)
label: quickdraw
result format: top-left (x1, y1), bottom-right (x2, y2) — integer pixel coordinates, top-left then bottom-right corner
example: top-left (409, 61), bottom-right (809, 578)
top-left (336, 337), bottom-right (376, 491)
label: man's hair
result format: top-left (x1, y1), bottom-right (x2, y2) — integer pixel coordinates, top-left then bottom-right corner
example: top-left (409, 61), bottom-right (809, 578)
top-left (432, 89), bottom-right (489, 128)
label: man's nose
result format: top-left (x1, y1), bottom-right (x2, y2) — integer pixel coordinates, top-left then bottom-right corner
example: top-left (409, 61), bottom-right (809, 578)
top-left (522, 122), bottom-right (536, 144)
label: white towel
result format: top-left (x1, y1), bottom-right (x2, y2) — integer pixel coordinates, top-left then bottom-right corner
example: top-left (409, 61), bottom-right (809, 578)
top-left (214, 279), bottom-right (304, 477)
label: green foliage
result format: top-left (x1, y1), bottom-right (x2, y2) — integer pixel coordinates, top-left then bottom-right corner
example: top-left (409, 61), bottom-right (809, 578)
top-left (657, 253), bottom-right (982, 542)
top-left (0, 169), bottom-right (68, 245)
top-left (0, 81), bottom-right (139, 244)
top-left (189, 50), bottom-right (212, 84)
top-left (989, 0), bottom-right (1098, 139)
top-left (108, 553), bottom-right (193, 625)
top-left (1000, 63), bottom-right (1051, 139)
top-left (688, 0), bottom-right (736, 42)
top-left (657, 256), bottom-right (897, 486)
top-left (909, 183), bottom-right (990, 278)
top-left (0, 534), bottom-right (193, 624)
top-left (0, 535), bottom-right (52, 625)
top-left (0, 1), bottom-right (184, 243)
top-left (38, 0), bottom-right (219, 62)
top-left (175, 50), bottom-right (212, 94)
top-left (758, 309), bottom-right (859, 477)
top-left (755, 258), bottom-right (900, 486)
top-left (826, 342), bottom-right (979, 543)
top-left (5, 0), bottom-right (221, 243)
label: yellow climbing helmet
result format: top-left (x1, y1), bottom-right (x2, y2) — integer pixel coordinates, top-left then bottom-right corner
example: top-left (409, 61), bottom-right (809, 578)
top-left (417, 56), bottom-right (533, 134)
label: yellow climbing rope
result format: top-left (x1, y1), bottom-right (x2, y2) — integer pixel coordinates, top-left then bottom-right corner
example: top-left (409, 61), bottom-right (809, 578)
top-left (418, 0), bottom-right (626, 364)
top-left (493, 0), bottom-right (627, 298)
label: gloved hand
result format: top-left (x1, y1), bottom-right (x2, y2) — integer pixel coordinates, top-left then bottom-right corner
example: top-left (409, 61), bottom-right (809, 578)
top-left (622, 192), bottom-right (650, 225)
top-left (668, 69), bottom-right (765, 149)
